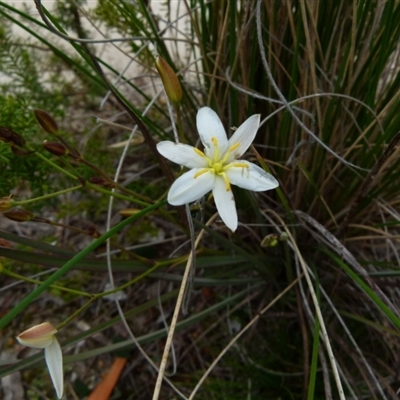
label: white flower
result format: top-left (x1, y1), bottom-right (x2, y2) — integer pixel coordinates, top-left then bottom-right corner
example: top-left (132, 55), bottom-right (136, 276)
top-left (17, 322), bottom-right (63, 399)
top-left (157, 107), bottom-right (279, 231)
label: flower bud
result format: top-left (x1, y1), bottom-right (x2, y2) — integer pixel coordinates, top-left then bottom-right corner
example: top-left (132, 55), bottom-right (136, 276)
top-left (43, 140), bottom-right (68, 156)
top-left (3, 209), bottom-right (35, 222)
top-left (34, 109), bottom-right (59, 135)
top-left (155, 56), bottom-right (183, 105)
top-left (17, 322), bottom-right (58, 349)
top-left (0, 127), bottom-right (26, 147)
top-left (261, 234), bottom-right (279, 248)
top-left (0, 195), bottom-right (14, 212)
top-left (119, 208), bottom-right (140, 217)
top-left (17, 322), bottom-right (64, 399)
top-left (260, 232), bottom-right (288, 248)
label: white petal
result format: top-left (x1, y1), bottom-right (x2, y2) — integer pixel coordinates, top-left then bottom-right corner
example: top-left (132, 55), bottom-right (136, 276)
top-left (157, 141), bottom-right (208, 168)
top-left (196, 107), bottom-right (228, 158)
top-left (45, 338), bottom-right (63, 399)
top-left (227, 114), bottom-right (260, 161)
top-left (168, 168), bottom-right (215, 205)
top-left (213, 176), bottom-right (237, 231)
top-left (226, 161), bottom-right (279, 191)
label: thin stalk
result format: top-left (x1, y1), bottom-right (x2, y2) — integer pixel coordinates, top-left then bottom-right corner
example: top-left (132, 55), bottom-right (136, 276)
top-left (1, 268), bottom-right (91, 297)
top-left (152, 213), bottom-right (218, 400)
top-left (13, 185), bottom-right (82, 206)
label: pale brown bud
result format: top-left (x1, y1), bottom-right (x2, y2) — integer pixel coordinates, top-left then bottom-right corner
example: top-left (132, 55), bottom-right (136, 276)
top-left (119, 208), bottom-right (140, 217)
top-left (43, 141), bottom-right (68, 156)
top-left (16, 322), bottom-right (63, 399)
top-left (155, 56), bottom-right (183, 105)
top-left (3, 209), bottom-right (35, 222)
top-left (34, 109), bottom-right (58, 134)
top-left (17, 322), bottom-right (58, 349)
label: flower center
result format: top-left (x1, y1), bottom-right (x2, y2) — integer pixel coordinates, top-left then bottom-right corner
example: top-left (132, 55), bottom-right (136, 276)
top-left (193, 137), bottom-right (248, 191)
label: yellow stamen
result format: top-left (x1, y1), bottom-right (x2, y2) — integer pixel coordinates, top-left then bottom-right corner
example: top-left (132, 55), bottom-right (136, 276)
top-left (221, 172), bottom-right (231, 191)
top-left (211, 137), bottom-right (219, 146)
top-left (194, 148), bottom-right (205, 157)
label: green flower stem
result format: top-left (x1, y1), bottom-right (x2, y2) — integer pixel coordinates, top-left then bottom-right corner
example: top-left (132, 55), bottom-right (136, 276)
top-left (14, 185), bottom-right (83, 206)
top-left (35, 152), bottom-right (77, 180)
top-left (1, 268), bottom-right (91, 297)
top-left (56, 297), bottom-right (96, 330)
top-left (0, 200), bottom-right (167, 330)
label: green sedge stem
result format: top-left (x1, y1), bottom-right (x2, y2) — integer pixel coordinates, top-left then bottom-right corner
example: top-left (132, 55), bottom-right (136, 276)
top-left (14, 185), bottom-right (82, 206)
top-left (0, 200), bottom-right (168, 330)
top-left (85, 182), bottom-right (151, 206)
top-left (1, 268), bottom-right (91, 297)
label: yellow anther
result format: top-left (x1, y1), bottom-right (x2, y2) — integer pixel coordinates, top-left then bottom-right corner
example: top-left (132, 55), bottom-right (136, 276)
top-left (209, 136), bottom-right (221, 162)
top-left (229, 142), bottom-right (240, 152)
top-left (232, 162), bottom-right (249, 169)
